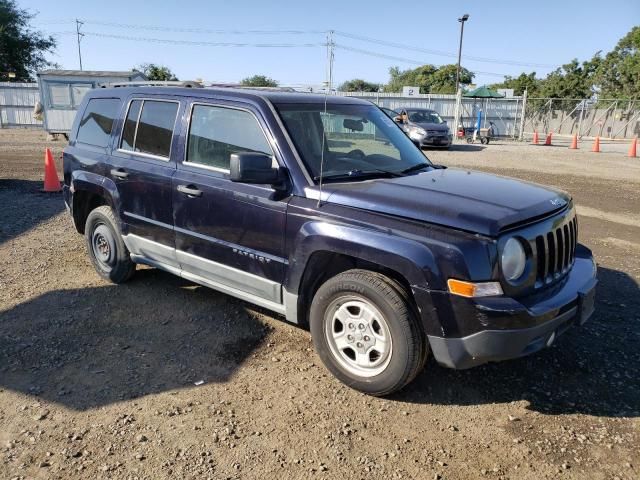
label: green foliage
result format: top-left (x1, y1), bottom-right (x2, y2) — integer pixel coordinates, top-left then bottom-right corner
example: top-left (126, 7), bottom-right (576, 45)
top-left (491, 27), bottom-right (639, 99)
top-left (0, 0), bottom-right (56, 81)
top-left (385, 64), bottom-right (473, 94)
top-left (135, 63), bottom-right (178, 81)
top-left (595, 26), bottom-right (640, 99)
top-left (338, 78), bottom-right (381, 92)
top-left (490, 72), bottom-right (541, 97)
top-left (240, 75), bottom-right (278, 87)
top-left (539, 58), bottom-right (599, 99)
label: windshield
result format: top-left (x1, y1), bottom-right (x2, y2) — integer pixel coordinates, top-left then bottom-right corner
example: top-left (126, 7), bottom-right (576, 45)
top-left (407, 110), bottom-right (444, 124)
top-left (275, 103), bottom-right (432, 182)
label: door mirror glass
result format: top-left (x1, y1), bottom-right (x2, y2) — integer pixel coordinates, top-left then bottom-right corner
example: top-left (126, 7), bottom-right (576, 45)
top-left (230, 152), bottom-right (280, 184)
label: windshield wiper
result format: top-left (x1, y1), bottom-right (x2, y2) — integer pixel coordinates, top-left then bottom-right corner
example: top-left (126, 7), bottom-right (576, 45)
top-left (313, 169), bottom-right (403, 182)
top-left (401, 163), bottom-right (447, 174)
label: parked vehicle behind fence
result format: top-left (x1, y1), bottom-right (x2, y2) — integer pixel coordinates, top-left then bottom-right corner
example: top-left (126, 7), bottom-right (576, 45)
top-left (63, 86), bottom-right (597, 395)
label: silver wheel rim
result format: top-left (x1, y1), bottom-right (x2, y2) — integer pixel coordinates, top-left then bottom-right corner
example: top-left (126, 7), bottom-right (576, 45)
top-left (324, 295), bottom-right (393, 377)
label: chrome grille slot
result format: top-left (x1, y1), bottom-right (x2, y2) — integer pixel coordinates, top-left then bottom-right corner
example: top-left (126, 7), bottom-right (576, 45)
top-left (534, 211), bottom-right (577, 287)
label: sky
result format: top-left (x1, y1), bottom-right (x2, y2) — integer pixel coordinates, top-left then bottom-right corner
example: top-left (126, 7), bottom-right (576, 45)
top-left (28, 0), bottom-right (640, 89)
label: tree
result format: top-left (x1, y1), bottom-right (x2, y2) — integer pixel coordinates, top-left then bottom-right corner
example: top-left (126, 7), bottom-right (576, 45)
top-left (385, 64), bottom-right (473, 93)
top-left (0, 0), bottom-right (56, 81)
top-left (338, 78), bottom-right (380, 92)
top-left (539, 58), bottom-right (598, 99)
top-left (490, 72), bottom-right (542, 97)
top-left (134, 63), bottom-right (178, 81)
top-left (595, 26), bottom-right (640, 99)
top-left (240, 75), bottom-right (278, 87)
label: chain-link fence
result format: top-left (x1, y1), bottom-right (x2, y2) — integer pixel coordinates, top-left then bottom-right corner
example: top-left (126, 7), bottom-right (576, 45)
top-left (522, 98), bottom-right (639, 140)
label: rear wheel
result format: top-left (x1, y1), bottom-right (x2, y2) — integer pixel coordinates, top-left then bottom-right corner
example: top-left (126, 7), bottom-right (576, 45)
top-left (310, 269), bottom-right (427, 396)
top-left (85, 206), bottom-right (136, 283)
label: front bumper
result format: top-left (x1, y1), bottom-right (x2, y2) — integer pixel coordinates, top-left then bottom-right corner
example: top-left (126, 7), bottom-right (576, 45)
top-left (426, 246), bottom-right (597, 369)
top-left (418, 134), bottom-right (452, 147)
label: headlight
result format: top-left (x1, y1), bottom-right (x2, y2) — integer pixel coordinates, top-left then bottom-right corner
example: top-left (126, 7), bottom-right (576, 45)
top-left (501, 237), bottom-right (526, 282)
top-left (409, 127), bottom-right (426, 139)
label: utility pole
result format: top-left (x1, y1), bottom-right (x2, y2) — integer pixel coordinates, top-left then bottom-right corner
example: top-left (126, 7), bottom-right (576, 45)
top-left (455, 14), bottom-right (469, 94)
top-left (325, 30), bottom-right (335, 94)
top-left (76, 19), bottom-right (84, 70)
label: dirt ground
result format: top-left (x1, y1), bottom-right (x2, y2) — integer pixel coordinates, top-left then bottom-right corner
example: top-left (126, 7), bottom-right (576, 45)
top-left (1, 129), bottom-right (638, 480)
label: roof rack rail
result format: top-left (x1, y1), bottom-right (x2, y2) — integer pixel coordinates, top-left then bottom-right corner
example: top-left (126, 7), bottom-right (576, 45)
top-left (100, 80), bottom-right (204, 88)
top-left (205, 83), bottom-right (297, 92)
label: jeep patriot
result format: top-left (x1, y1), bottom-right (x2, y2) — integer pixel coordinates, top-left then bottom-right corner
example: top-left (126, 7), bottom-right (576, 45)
top-left (63, 86), bottom-right (597, 395)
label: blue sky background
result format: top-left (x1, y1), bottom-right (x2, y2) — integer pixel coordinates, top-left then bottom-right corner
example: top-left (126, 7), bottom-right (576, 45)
top-left (29, 0), bottom-right (639, 88)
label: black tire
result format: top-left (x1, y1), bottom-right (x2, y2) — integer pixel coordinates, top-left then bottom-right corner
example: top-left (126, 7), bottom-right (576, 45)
top-left (84, 205), bottom-right (136, 283)
top-left (310, 269), bottom-right (427, 396)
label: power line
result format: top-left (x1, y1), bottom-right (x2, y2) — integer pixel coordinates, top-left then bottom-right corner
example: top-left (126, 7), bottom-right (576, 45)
top-left (333, 30), bottom-right (557, 69)
top-left (81, 31), bottom-right (323, 48)
top-left (334, 44), bottom-right (509, 78)
top-left (80, 20), bottom-right (326, 35)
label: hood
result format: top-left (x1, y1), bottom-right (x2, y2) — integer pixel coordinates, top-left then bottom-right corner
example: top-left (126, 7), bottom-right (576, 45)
top-left (413, 121), bottom-right (449, 131)
top-left (320, 168), bottom-right (571, 236)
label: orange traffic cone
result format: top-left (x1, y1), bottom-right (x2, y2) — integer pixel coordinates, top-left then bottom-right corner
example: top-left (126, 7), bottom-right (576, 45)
top-left (532, 130), bottom-right (539, 144)
top-left (591, 136), bottom-right (600, 153)
top-left (544, 132), bottom-right (553, 146)
top-left (42, 148), bottom-right (61, 192)
top-left (628, 136), bottom-right (637, 158)
top-left (569, 133), bottom-right (578, 149)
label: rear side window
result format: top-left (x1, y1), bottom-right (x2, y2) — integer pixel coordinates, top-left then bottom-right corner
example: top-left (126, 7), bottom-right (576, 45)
top-left (120, 99), bottom-right (179, 159)
top-left (186, 105), bottom-right (272, 171)
top-left (76, 98), bottom-right (120, 147)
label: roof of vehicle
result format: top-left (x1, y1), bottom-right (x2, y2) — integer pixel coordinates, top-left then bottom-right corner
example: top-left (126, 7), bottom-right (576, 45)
top-left (89, 86), bottom-right (374, 105)
top-left (402, 107), bottom-right (437, 112)
top-left (37, 69), bottom-right (145, 78)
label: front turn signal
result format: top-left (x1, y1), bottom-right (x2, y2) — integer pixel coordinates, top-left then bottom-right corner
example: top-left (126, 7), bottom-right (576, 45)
top-left (447, 279), bottom-right (503, 298)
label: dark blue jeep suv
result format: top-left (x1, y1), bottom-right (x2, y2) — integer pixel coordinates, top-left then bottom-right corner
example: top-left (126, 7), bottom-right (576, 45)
top-left (63, 86), bottom-right (597, 395)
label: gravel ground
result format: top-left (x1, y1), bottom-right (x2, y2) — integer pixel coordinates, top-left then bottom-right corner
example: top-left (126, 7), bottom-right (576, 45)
top-left (1, 129), bottom-right (638, 480)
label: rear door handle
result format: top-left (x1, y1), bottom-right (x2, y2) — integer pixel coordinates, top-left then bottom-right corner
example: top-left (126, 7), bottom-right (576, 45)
top-left (177, 184), bottom-right (203, 197)
top-left (110, 168), bottom-right (129, 179)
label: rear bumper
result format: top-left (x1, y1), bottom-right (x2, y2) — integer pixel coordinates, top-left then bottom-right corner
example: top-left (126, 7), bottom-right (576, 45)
top-left (426, 248), bottom-right (597, 369)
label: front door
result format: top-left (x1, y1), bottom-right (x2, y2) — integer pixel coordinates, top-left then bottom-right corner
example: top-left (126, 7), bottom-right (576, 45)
top-left (172, 100), bottom-right (289, 306)
top-left (108, 97), bottom-right (182, 268)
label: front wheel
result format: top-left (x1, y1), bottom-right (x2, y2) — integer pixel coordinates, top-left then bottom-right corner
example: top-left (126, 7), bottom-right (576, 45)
top-left (310, 270), bottom-right (427, 396)
top-left (85, 205), bottom-right (136, 283)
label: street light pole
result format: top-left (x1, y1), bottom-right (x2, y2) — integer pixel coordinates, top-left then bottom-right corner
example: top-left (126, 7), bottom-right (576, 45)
top-left (455, 14), bottom-right (469, 94)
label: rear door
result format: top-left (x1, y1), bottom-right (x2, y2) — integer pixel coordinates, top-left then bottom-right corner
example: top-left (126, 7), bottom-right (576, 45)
top-left (107, 96), bottom-right (182, 268)
top-left (172, 99), bottom-right (289, 306)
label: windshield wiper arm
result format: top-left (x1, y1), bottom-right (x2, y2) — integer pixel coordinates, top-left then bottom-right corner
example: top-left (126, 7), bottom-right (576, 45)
top-left (313, 169), bottom-right (403, 182)
top-left (401, 163), bottom-right (446, 174)
top-left (401, 163), bottom-right (431, 174)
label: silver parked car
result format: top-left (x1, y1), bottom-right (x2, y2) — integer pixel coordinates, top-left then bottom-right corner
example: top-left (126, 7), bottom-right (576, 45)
top-left (395, 108), bottom-right (452, 149)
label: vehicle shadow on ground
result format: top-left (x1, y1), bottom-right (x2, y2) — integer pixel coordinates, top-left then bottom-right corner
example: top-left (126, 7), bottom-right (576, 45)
top-left (443, 144), bottom-right (486, 152)
top-left (0, 268), bottom-right (268, 411)
top-left (0, 180), bottom-right (65, 246)
top-left (396, 265), bottom-right (640, 418)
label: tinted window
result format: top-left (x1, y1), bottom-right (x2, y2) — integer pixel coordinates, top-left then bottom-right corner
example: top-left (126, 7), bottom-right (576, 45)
top-left (120, 100), bottom-right (142, 151)
top-left (76, 98), bottom-right (120, 147)
top-left (186, 105), bottom-right (272, 171)
top-left (134, 101), bottom-right (179, 158)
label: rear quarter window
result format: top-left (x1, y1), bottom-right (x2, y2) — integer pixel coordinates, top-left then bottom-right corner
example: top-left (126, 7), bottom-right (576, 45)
top-left (76, 98), bottom-right (121, 148)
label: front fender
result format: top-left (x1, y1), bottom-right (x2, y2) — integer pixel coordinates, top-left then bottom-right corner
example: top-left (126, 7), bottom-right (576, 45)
top-left (285, 221), bottom-right (442, 292)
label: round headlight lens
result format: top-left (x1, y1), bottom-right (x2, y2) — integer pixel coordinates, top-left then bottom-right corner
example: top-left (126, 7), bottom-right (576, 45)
top-left (501, 237), bottom-right (526, 282)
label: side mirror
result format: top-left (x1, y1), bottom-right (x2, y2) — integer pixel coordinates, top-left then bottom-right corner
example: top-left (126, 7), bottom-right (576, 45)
top-left (230, 152), bottom-right (280, 185)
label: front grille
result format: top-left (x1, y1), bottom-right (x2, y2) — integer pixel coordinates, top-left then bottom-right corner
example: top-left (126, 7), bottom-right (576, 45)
top-left (534, 214), bottom-right (577, 286)
top-left (427, 130), bottom-right (446, 136)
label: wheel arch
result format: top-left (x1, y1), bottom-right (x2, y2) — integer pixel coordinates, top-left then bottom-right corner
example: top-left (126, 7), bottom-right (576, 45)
top-left (285, 222), bottom-right (440, 331)
top-left (71, 172), bottom-right (120, 234)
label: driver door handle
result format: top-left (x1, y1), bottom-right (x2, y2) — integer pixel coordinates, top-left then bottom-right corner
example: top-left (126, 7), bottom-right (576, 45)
top-left (110, 168), bottom-right (129, 179)
top-left (177, 184), bottom-right (203, 197)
